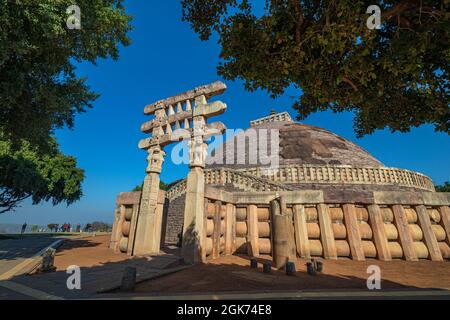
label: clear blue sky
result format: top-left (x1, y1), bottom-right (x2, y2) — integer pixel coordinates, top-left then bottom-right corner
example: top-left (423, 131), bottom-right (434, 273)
top-left (1, 1), bottom-right (449, 227)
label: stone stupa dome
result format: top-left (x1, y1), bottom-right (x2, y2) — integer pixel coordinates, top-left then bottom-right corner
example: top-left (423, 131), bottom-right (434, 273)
top-left (206, 111), bottom-right (434, 192)
top-left (207, 112), bottom-right (383, 169)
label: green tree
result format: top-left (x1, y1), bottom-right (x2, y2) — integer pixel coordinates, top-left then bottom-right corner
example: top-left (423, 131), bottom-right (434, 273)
top-left (0, 1), bottom-right (132, 213)
top-left (436, 181), bottom-right (450, 192)
top-left (0, 135), bottom-right (84, 213)
top-left (159, 181), bottom-right (169, 191)
top-left (30, 225), bottom-right (39, 232)
top-left (181, 1), bottom-right (449, 136)
top-left (132, 180), bottom-right (169, 192)
top-left (90, 221), bottom-right (111, 232)
top-left (47, 223), bottom-right (58, 232)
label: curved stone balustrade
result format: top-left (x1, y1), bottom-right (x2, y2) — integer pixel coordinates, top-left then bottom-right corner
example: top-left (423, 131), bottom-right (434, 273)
top-left (166, 168), bottom-right (293, 201)
top-left (205, 168), bottom-right (294, 192)
top-left (240, 165), bottom-right (435, 192)
top-left (165, 165), bottom-right (434, 202)
top-left (166, 179), bottom-right (187, 201)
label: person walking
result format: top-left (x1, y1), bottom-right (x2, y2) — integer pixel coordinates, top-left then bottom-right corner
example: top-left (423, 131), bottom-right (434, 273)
top-left (21, 222), bottom-right (27, 237)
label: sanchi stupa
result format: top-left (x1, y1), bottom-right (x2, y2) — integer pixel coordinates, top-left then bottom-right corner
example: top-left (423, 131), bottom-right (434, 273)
top-left (110, 81), bottom-right (450, 268)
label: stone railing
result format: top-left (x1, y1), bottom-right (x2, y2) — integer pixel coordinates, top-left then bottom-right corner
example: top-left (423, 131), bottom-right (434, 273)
top-left (166, 165), bottom-right (435, 201)
top-left (205, 168), bottom-right (294, 192)
top-left (166, 168), bottom-right (293, 201)
top-left (239, 165), bottom-right (435, 192)
top-left (166, 179), bottom-right (187, 201)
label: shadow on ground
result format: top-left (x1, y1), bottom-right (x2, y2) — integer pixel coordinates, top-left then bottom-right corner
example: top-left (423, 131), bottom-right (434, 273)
top-left (3, 235), bottom-right (450, 299)
top-left (0, 236), bottom-right (61, 262)
top-left (132, 256), bottom-right (422, 295)
top-left (5, 237), bottom-right (183, 299)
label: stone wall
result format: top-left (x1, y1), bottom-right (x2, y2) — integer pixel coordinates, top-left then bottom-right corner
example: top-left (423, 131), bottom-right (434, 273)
top-left (202, 188), bottom-right (450, 262)
top-left (164, 193), bottom-right (186, 245)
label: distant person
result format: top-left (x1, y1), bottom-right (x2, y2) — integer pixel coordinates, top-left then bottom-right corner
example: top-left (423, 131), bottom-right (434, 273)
top-left (76, 224), bottom-right (81, 233)
top-left (68, 223), bottom-right (71, 232)
top-left (85, 223), bottom-right (92, 232)
top-left (21, 222), bottom-right (27, 236)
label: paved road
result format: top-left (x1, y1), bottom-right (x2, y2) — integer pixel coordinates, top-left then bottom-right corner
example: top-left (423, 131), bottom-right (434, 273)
top-left (0, 285), bottom-right (36, 300)
top-left (0, 236), bottom-right (60, 276)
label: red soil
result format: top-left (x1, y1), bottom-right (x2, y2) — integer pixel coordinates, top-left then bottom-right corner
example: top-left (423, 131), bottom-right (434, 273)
top-left (135, 255), bottom-right (450, 293)
top-left (54, 235), bottom-right (128, 271)
top-left (53, 236), bottom-right (450, 293)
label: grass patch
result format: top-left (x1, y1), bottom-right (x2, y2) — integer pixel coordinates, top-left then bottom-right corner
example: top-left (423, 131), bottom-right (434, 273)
top-left (0, 234), bottom-right (17, 240)
top-left (0, 233), bottom-right (76, 240)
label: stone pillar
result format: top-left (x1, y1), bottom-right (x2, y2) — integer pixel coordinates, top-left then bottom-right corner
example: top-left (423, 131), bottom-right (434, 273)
top-left (367, 204), bottom-right (391, 261)
top-left (112, 205), bottom-right (126, 253)
top-left (392, 204), bottom-right (418, 261)
top-left (293, 204), bottom-right (310, 259)
top-left (246, 204), bottom-right (259, 257)
top-left (270, 197), bottom-right (297, 269)
top-left (416, 205), bottom-right (443, 261)
top-left (212, 201), bottom-right (222, 259)
top-left (317, 203), bottom-right (337, 259)
top-left (109, 205), bottom-right (121, 249)
top-left (126, 203), bottom-right (140, 256)
top-left (133, 145), bottom-right (165, 256)
top-left (438, 206), bottom-right (450, 246)
top-left (342, 204), bottom-right (365, 261)
top-left (225, 203), bottom-right (235, 255)
top-left (181, 106), bottom-right (208, 264)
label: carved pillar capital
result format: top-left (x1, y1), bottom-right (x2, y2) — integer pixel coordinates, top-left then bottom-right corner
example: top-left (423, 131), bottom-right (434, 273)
top-left (188, 115), bottom-right (207, 168)
top-left (146, 145), bottom-right (166, 174)
top-left (188, 136), bottom-right (207, 168)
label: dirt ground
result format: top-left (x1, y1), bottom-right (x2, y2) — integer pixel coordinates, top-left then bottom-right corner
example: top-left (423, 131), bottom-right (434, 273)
top-left (54, 236), bottom-right (450, 293)
top-left (135, 255), bottom-right (450, 293)
top-left (54, 235), bottom-right (129, 271)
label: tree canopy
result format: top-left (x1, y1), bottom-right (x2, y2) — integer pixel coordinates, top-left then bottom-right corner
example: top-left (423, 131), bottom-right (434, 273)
top-left (90, 221), bottom-right (111, 232)
top-left (436, 181), bottom-right (450, 192)
top-left (133, 180), bottom-right (169, 192)
top-left (0, 1), bottom-right (132, 213)
top-left (0, 134), bottom-right (84, 213)
top-left (0, 0), bottom-right (132, 147)
top-left (181, 0), bottom-right (449, 136)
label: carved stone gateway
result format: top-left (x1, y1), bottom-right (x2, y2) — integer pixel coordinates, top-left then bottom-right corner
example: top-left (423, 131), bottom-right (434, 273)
top-left (133, 81), bottom-right (227, 257)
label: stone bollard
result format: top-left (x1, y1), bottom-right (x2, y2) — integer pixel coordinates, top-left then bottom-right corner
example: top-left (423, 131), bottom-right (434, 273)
top-left (285, 262), bottom-right (296, 276)
top-left (315, 260), bottom-right (323, 273)
top-left (121, 267), bottom-right (136, 291)
top-left (306, 262), bottom-right (316, 276)
top-left (263, 262), bottom-right (272, 274)
top-left (250, 258), bottom-right (258, 268)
